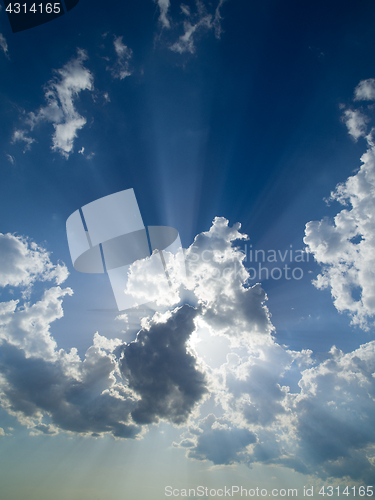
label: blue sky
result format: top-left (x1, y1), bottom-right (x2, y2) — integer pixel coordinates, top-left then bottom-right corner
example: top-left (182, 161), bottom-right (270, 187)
top-left (1, 0), bottom-right (375, 498)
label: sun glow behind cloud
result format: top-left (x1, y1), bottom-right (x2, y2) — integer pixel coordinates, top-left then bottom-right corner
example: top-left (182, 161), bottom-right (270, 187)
top-left (1, 198), bottom-right (375, 484)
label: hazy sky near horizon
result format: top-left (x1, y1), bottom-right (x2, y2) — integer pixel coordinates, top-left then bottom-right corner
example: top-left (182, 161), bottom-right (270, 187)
top-left (1, 1), bottom-right (375, 498)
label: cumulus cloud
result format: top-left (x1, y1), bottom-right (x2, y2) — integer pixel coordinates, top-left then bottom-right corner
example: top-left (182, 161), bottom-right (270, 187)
top-left (14, 49), bottom-right (93, 158)
top-left (2, 217), bottom-right (375, 483)
top-left (294, 342), bottom-right (375, 482)
top-left (0, 233), bottom-right (68, 291)
top-left (0, 33), bottom-right (9, 59)
top-left (107, 36), bottom-right (133, 80)
top-left (304, 78), bottom-right (375, 329)
top-left (305, 138), bottom-right (375, 330)
top-left (121, 305), bottom-right (207, 425)
top-left (354, 78), bottom-right (375, 101)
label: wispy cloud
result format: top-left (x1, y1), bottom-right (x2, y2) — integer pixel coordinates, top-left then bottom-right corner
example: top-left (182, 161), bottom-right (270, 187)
top-left (107, 36), bottom-right (133, 80)
top-left (0, 33), bottom-right (9, 59)
top-left (11, 129), bottom-right (36, 152)
top-left (13, 49), bottom-right (93, 158)
top-left (154, 0), bottom-right (171, 29)
top-left (6, 154), bottom-right (15, 165)
top-left (153, 0), bottom-right (228, 55)
top-left (170, 1), bottom-right (213, 54)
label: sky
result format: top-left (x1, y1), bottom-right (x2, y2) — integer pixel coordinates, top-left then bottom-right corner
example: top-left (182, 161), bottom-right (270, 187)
top-left (1, 0), bottom-right (375, 498)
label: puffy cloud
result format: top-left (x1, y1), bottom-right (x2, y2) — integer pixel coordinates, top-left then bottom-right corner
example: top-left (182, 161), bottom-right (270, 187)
top-left (185, 217), bottom-right (273, 340)
top-left (0, 33), bottom-right (9, 59)
top-left (16, 49), bottom-right (93, 158)
top-left (107, 36), bottom-right (133, 80)
top-left (304, 144), bottom-right (375, 329)
top-left (2, 217), bottom-right (375, 483)
top-left (120, 305), bottom-right (208, 425)
top-left (305, 79), bottom-right (375, 329)
top-left (0, 233), bottom-right (68, 291)
top-left (293, 342), bottom-right (375, 482)
top-left (342, 109), bottom-right (369, 141)
top-left (354, 78), bottom-right (375, 101)
top-left (154, 0), bottom-right (171, 29)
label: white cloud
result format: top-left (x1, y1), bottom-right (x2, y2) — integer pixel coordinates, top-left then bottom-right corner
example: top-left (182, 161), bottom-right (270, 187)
top-left (1, 221), bottom-right (375, 483)
top-left (293, 342), bottom-right (375, 482)
top-left (11, 130), bottom-right (35, 152)
top-left (342, 109), bottom-right (369, 141)
top-left (305, 143), bottom-right (375, 330)
top-left (154, 0), bottom-right (171, 29)
top-left (0, 33), bottom-right (9, 59)
top-left (153, 0), bottom-right (228, 54)
top-left (170, 1), bottom-right (213, 54)
top-left (107, 36), bottom-right (133, 80)
top-left (213, 0), bottom-right (228, 39)
top-left (0, 233), bottom-right (68, 291)
top-left (17, 49), bottom-right (93, 158)
top-left (354, 78), bottom-right (375, 101)
top-left (304, 79), bottom-right (375, 329)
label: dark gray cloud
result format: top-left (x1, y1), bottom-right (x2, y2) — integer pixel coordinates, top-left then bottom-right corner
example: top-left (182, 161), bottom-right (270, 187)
top-left (0, 341), bottom-right (139, 438)
top-left (120, 304), bottom-right (208, 425)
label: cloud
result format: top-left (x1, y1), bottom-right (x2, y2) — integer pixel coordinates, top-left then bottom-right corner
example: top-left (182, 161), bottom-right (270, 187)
top-left (354, 78), bottom-right (375, 101)
top-left (6, 154), bottom-right (15, 165)
top-left (153, 0), bottom-right (228, 54)
top-left (154, 0), bottom-right (171, 29)
top-left (16, 49), bottom-right (93, 158)
top-left (294, 342), bottom-right (375, 482)
top-left (184, 217), bottom-right (273, 340)
top-left (213, 0), bottom-right (228, 39)
top-left (11, 130), bottom-right (35, 152)
top-left (170, 1), bottom-right (213, 54)
top-left (120, 305), bottom-right (208, 425)
top-left (187, 414), bottom-right (257, 465)
top-left (305, 79), bottom-right (375, 330)
top-left (2, 218), bottom-right (375, 482)
top-left (304, 140), bottom-right (375, 330)
top-left (107, 36), bottom-right (133, 80)
top-left (342, 109), bottom-right (369, 141)
top-left (0, 33), bottom-right (9, 59)
top-left (0, 233), bottom-right (68, 291)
